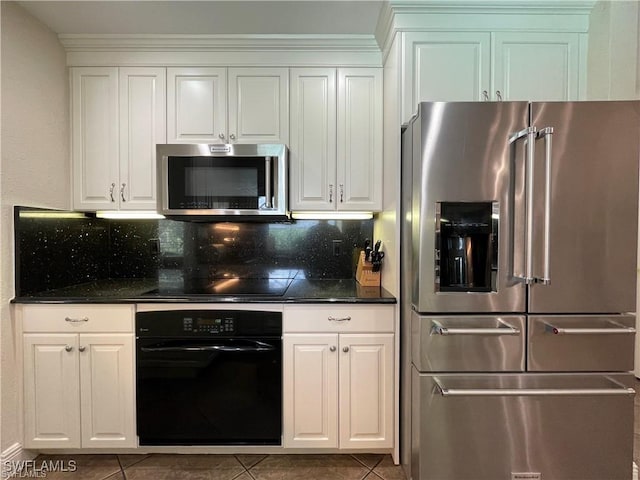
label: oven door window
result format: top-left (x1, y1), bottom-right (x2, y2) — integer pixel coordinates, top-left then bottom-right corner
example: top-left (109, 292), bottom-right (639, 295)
top-left (136, 337), bottom-right (282, 445)
top-left (167, 156), bottom-right (268, 210)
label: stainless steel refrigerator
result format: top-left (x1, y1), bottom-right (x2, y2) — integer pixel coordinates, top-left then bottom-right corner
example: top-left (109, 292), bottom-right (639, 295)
top-left (401, 101), bottom-right (640, 480)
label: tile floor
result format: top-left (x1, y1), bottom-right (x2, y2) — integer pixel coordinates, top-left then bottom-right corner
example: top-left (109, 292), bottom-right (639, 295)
top-left (13, 453), bottom-right (406, 480)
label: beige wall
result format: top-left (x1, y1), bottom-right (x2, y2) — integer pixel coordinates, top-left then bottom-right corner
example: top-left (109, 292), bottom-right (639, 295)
top-left (0, 1), bottom-right (69, 453)
top-left (587, 0), bottom-right (640, 100)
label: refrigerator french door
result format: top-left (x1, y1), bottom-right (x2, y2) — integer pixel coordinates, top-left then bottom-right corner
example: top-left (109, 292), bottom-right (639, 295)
top-left (403, 101), bottom-right (640, 480)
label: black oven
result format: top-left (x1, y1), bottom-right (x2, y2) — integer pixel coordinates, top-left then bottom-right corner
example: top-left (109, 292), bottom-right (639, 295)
top-left (136, 309), bottom-right (282, 445)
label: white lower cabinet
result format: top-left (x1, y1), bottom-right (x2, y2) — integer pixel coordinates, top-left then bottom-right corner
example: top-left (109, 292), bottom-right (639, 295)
top-left (22, 306), bottom-right (136, 449)
top-left (283, 305), bottom-right (394, 449)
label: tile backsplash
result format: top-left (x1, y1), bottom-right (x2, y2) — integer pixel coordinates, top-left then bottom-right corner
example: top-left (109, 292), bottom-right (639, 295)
top-left (15, 207), bottom-right (373, 296)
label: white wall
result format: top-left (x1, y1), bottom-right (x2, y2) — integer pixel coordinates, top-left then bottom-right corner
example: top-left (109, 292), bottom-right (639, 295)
top-left (0, 1), bottom-right (69, 454)
top-left (587, 0), bottom-right (640, 100)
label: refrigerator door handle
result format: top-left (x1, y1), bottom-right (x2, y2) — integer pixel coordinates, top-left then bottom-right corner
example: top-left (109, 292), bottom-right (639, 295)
top-left (536, 126), bottom-right (554, 285)
top-left (431, 319), bottom-right (520, 336)
top-left (509, 126), bottom-right (537, 284)
top-left (432, 377), bottom-right (636, 397)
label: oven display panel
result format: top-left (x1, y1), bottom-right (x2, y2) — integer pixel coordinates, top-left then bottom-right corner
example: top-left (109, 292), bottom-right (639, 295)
top-left (183, 316), bottom-right (235, 334)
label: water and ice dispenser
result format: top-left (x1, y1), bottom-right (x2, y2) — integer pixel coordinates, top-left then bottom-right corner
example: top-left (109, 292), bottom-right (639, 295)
top-left (436, 202), bottom-right (497, 292)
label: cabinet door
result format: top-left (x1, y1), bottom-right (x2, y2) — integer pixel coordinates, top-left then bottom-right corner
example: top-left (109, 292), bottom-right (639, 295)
top-left (493, 32), bottom-right (581, 101)
top-left (23, 334), bottom-right (81, 448)
top-left (289, 68), bottom-right (337, 210)
top-left (337, 68), bottom-right (383, 211)
top-left (228, 68), bottom-right (289, 144)
top-left (119, 67), bottom-right (166, 210)
top-left (283, 334), bottom-right (338, 448)
top-left (71, 67), bottom-right (119, 210)
top-left (339, 334), bottom-right (393, 448)
top-left (403, 32), bottom-right (491, 120)
top-left (167, 67), bottom-right (227, 143)
top-left (79, 334), bottom-right (136, 447)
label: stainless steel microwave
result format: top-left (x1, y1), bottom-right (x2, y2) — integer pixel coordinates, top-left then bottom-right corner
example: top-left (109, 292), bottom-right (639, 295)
top-left (157, 143), bottom-right (289, 221)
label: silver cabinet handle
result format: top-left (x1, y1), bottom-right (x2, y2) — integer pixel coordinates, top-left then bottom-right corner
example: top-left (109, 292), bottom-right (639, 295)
top-left (339, 184), bottom-right (344, 203)
top-left (536, 127), bottom-right (554, 285)
top-left (431, 319), bottom-right (520, 336)
top-left (544, 322), bottom-right (636, 335)
top-left (120, 183), bottom-right (126, 202)
top-left (65, 345), bottom-right (73, 352)
top-left (229, 134), bottom-right (236, 140)
top-left (508, 126), bottom-right (537, 284)
top-left (329, 346), bottom-right (336, 352)
top-left (109, 183), bottom-right (116, 202)
top-left (78, 346), bottom-right (86, 352)
top-left (328, 316), bottom-right (351, 322)
top-left (65, 316), bottom-right (89, 323)
top-left (343, 346), bottom-right (350, 353)
top-left (496, 90), bottom-right (503, 101)
top-left (329, 184), bottom-right (334, 203)
top-left (482, 90), bottom-right (489, 101)
top-left (433, 377), bottom-right (635, 397)
top-left (218, 133), bottom-right (225, 140)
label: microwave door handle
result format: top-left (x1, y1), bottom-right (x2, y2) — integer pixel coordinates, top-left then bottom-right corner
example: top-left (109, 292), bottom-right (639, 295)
top-left (264, 156), bottom-right (272, 209)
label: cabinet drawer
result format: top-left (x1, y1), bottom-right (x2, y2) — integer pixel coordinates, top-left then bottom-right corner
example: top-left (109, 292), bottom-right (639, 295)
top-left (21, 305), bottom-right (134, 333)
top-left (528, 315), bottom-right (635, 372)
top-left (283, 305), bottom-right (394, 333)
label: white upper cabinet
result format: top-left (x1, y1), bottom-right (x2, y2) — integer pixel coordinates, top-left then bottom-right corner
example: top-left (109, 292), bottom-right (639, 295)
top-left (228, 68), bottom-right (289, 144)
top-left (119, 67), bottom-right (166, 209)
top-left (290, 68), bottom-right (382, 212)
top-left (166, 67), bottom-right (227, 143)
top-left (72, 67), bottom-right (166, 211)
top-left (290, 68), bottom-right (337, 210)
top-left (402, 30), bottom-right (583, 121)
top-left (71, 67), bottom-right (119, 210)
top-left (403, 32), bottom-right (491, 117)
top-left (493, 32), bottom-right (581, 102)
top-left (167, 67), bottom-right (288, 144)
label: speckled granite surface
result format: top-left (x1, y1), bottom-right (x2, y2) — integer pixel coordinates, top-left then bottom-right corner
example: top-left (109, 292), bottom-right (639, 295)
top-left (14, 207), bottom-right (395, 303)
top-left (12, 277), bottom-right (396, 304)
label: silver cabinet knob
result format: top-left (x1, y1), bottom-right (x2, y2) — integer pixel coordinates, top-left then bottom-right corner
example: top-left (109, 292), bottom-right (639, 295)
top-left (219, 133), bottom-right (225, 140)
top-left (339, 184), bottom-right (344, 203)
top-left (343, 346), bottom-right (349, 353)
top-left (79, 346), bottom-right (86, 352)
top-left (120, 183), bottom-right (126, 202)
top-left (329, 184), bottom-right (334, 203)
top-left (329, 346), bottom-right (336, 352)
top-left (65, 345), bottom-right (73, 352)
top-left (482, 90), bottom-right (489, 101)
top-left (496, 90), bottom-right (503, 101)
top-left (229, 134), bottom-right (236, 140)
top-left (109, 183), bottom-right (116, 202)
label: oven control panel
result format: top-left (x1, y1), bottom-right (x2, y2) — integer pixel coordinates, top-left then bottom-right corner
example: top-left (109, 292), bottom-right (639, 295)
top-left (183, 316), bottom-right (235, 334)
top-left (136, 310), bottom-right (282, 337)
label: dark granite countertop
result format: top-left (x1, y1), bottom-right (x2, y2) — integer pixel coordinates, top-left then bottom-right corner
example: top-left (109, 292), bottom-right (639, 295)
top-left (12, 277), bottom-right (396, 304)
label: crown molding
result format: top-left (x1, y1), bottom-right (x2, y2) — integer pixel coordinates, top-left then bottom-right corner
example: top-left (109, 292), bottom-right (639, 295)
top-left (375, 0), bottom-right (596, 63)
top-left (59, 34), bottom-right (383, 67)
top-left (58, 34), bottom-right (381, 52)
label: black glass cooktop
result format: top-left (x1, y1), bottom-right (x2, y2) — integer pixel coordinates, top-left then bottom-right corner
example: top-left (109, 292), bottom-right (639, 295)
top-left (144, 269), bottom-right (299, 297)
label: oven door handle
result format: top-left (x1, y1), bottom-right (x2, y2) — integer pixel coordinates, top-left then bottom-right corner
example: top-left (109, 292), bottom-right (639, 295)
top-left (140, 340), bottom-right (276, 353)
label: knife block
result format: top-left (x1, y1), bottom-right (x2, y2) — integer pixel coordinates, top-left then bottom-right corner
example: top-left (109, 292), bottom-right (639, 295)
top-left (356, 251), bottom-right (381, 287)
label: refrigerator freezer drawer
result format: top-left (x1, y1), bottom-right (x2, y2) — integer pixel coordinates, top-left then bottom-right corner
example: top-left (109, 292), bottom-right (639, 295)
top-left (528, 314), bottom-right (636, 372)
top-left (412, 313), bottom-right (525, 372)
top-left (411, 371), bottom-right (635, 480)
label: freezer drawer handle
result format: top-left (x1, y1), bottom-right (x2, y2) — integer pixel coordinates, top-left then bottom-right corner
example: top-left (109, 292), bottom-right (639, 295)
top-left (433, 377), bottom-right (635, 397)
top-left (65, 316), bottom-right (89, 323)
top-left (543, 321), bottom-right (636, 335)
top-left (328, 316), bottom-right (352, 322)
top-left (431, 319), bottom-right (520, 336)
